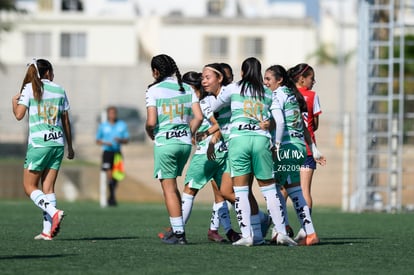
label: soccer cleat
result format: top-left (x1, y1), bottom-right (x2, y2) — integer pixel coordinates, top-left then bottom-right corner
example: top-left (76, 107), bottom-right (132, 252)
top-left (294, 228), bottom-right (307, 242)
top-left (51, 210), bottom-right (64, 238)
top-left (158, 227), bottom-right (172, 239)
top-left (226, 229), bottom-right (241, 242)
top-left (261, 213), bottom-right (272, 238)
top-left (298, 232), bottom-right (320, 246)
top-left (207, 229), bottom-right (226, 243)
top-left (161, 232), bottom-right (188, 245)
top-left (275, 233), bottom-right (297, 246)
top-left (34, 233), bottom-right (52, 241)
top-left (270, 228), bottom-right (297, 246)
top-left (286, 225), bottom-right (294, 238)
top-left (232, 236), bottom-right (253, 247)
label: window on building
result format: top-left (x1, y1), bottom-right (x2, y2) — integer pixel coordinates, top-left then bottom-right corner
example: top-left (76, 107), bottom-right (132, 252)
top-left (61, 0), bottom-right (83, 11)
top-left (24, 32), bottom-right (51, 58)
top-left (241, 37), bottom-right (263, 59)
top-left (60, 33), bottom-right (86, 58)
top-left (205, 36), bottom-right (228, 59)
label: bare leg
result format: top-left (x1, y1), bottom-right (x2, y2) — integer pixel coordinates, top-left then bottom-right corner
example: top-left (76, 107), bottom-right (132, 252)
top-left (300, 168), bottom-right (315, 209)
top-left (160, 178), bottom-right (182, 217)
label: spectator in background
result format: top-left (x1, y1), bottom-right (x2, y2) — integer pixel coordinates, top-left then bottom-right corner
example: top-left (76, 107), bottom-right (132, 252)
top-left (96, 106), bottom-right (129, 206)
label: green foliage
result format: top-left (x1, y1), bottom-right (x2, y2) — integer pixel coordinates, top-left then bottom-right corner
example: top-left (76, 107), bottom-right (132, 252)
top-left (0, 200), bottom-right (413, 274)
top-left (306, 43), bottom-right (355, 65)
top-left (0, 0), bottom-right (17, 11)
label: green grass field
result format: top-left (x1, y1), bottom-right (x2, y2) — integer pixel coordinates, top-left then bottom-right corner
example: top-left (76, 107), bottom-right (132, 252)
top-left (0, 200), bottom-right (413, 274)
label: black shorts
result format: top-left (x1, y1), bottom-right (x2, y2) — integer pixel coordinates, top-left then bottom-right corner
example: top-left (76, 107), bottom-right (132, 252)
top-left (101, 151), bottom-right (120, 171)
top-left (301, 155), bottom-right (317, 170)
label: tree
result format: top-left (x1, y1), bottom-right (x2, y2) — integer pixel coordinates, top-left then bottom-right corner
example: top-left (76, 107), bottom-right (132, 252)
top-left (0, 0), bottom-right (19, 70)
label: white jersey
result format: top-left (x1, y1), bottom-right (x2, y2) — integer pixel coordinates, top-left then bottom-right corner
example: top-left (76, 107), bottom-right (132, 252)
top-left (195, 96), bottom-right (228, 154)
top-left (211, 82), bottom-right (273, 139)
top-left (18, 79), bottom-right (70, 147)
top-left (146, 77), bottom-right (198, 146)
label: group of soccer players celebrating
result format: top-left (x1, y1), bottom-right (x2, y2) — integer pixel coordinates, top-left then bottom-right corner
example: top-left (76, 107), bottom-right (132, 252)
top-left (145, 54), bottom-right (326, 246)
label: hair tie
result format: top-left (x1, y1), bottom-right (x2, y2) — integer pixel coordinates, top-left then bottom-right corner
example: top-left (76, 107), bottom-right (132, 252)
top-left (204, 66), bottom-right (223, 77)
top-left (294, 65), bottom-right (309, 79)
top-left (27, 58), bottom-right (41, 78)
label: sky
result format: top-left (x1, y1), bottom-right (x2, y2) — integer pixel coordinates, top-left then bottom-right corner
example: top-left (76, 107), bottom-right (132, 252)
top-left (269, 0), bottom-right (320, 23)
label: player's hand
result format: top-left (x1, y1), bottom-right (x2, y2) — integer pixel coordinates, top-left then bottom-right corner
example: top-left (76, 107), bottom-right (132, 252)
top-left (311, 143), bottom-right (326, 166)
top-left (259, 120), bottom-right (270, 130)
top-left (207, 142), bottom-right (216, 160)
top-left (12, 93), bottom-right (21, 102)
top-left (67, 147), bottom-right (75, 160)
top-left (196, 130), bottom-right (209, 142)
top-left (316, 155), bottom-right (326, 166)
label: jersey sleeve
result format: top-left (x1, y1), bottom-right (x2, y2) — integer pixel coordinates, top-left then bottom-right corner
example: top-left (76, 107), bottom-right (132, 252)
top-left (200, 97), bottom-right (214, 120)
top-left (145, 88), bottom-right (156, 107)
top-left (191, 91), bottom-right (199, 104)
top-left (18, 84), bottom-right (31, 107)
top-left (270, 90), bottom-right (284, 111)
top-left (63, 92), bottom-right (70, 111)
top-left (210, 85), bottom-right (231, 112)
top-left (313, 93), bottom-right (322, 116)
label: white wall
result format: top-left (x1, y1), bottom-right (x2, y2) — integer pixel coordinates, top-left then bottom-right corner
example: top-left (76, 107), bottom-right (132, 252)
top-left (155, 18), bottom-right (317, 68)
top-left (0, 14), bottom-right (137, 65)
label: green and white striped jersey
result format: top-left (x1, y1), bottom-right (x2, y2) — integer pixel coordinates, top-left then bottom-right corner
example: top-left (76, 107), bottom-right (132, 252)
top-left (211, 82), bottom-right (273, 140)
top-left (270, 85), bottom-right (305, 144)
top-left (18, 79), bottom-right (69, 148)
top-left (146, 77), bottom-right (198, 146)
top-left (197, 94), bottom-right (229, 154)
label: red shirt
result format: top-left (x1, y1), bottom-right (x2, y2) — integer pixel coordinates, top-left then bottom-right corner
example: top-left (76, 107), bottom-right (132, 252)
top-left (298, 86), bottom-right (322, 155)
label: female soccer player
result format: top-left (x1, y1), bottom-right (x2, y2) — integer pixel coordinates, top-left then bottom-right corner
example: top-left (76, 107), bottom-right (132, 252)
top-left (287, 63), bottom-right (323, 213)
top-left (145, 54), bottom-right (203, 245)
top-left (12, 58), bottom-right (74, 240)
top-left (210, 58), bottom-right (295, 246)
top-left (180, 71), bottom-right (240, 243)
top-left (265, 64), bottom-right (325, 246)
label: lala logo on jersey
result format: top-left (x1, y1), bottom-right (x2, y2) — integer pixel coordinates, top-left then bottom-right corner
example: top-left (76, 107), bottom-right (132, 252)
top-left (238, 123), bottom-right (259, 131)
top-left (44, 128), bottom-right (63, 141)
top-left (166, 128), bottom-right (188, 139)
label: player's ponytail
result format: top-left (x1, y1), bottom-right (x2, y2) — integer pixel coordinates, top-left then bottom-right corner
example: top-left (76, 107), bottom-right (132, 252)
top-left (20, 58), bottom-right (44, 102)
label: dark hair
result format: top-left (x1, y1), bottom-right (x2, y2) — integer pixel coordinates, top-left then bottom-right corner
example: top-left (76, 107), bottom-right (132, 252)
top-left (204, 63), bottom-right (230, 86)
top-left (220, 62), bottom-right (234, 83)
top-left (287, 63), bottom-right (314, 84)
top-left (182, 71), bottom-right (201, 90)
top-left (182, 71), bottom-right (208, 99)
top-left (238, 57), bottom-right (265, 99)
top-left (148, 54), bottom-right (184, 92)
top-left (266, 64), bottom-right (307, 113)
top-left (107, 105), bottom-right (117, 113)
top-left (20, 58), bottom-right (53, 102)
